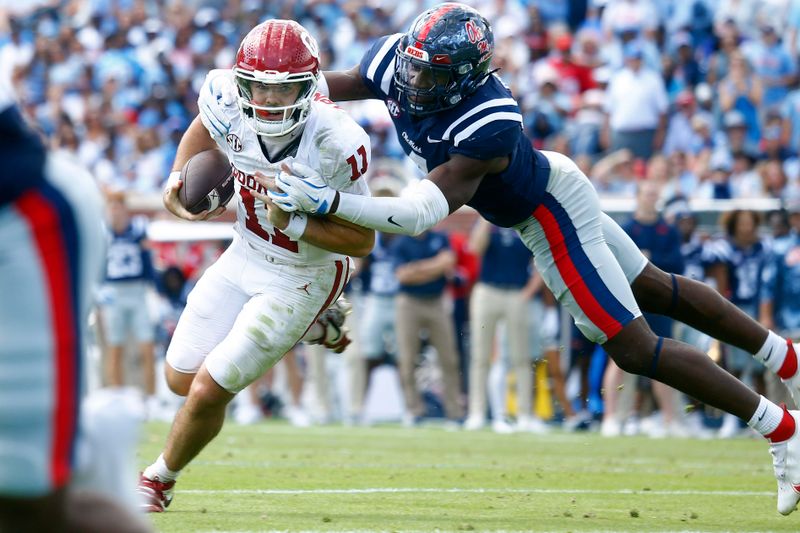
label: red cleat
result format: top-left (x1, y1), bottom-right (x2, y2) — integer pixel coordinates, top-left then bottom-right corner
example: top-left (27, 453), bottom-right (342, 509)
top-left (137, 473), bottom-right (175, 513)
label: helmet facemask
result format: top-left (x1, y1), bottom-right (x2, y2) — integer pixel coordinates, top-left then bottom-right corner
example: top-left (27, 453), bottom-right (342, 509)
top-left (233, 68), bottom-right (318, 138)
top-left (394, 49), bottom-right (472, 116)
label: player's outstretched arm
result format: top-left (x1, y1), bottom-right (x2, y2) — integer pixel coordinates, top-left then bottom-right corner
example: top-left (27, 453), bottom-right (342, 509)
top-left (271, 154), bottom-right (506, 235)
top-left (163, 117), bottom-right (226, 221)
top-left (321, 65), bottom-right (375, 101)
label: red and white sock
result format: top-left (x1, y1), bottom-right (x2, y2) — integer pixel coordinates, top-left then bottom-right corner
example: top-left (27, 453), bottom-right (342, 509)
top-left (754, 331), bottom-right (797, 379)
top-left (748, 396), bottom-right (796, 443)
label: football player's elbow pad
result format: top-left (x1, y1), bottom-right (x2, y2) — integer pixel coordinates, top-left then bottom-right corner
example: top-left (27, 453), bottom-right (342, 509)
top-left (336, 179), bottom-right (449, 235)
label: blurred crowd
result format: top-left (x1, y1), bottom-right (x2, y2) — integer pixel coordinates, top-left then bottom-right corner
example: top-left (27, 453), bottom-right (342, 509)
top-left (8, 0), bottom-right (800, 201)
top-left (9, 0), bottom-right (800, 438)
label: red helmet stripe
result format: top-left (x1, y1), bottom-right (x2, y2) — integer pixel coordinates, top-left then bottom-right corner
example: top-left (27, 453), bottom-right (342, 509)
top-left (416, 3), bottom-right (460, 42)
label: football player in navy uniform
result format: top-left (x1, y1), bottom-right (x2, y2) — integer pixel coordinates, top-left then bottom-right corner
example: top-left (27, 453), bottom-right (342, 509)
top-left (267, 3), bottom-right (800, 515)
top-left (0, 74), bottom-right (149, 531)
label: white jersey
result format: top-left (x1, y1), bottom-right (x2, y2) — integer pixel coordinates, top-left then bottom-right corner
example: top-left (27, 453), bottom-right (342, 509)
top-left (198, 69), bottom-right (371, 265)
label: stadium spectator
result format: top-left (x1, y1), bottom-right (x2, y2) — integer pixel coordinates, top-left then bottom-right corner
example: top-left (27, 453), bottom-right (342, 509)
top-left (706, 20), bottom-right (743, 86)
top-left (663, 195), bottom-right (718, 436)
top-left (762, 212), bottom-right (800, 409)
top-left (714, 210), bottom-right (772, 436)
top-left (391, 229), bottom-right (463, 427)
top-left (603, 180), bottom-right (686, 437)
top-left (359, 233), bottom-right (401, 399)
top-left (98, 191), bottom-right (158, 416)
top-left (663, 91), bottom-right (702, 156)
top-left (603, 40), bottom-right (668, 160)
top-left (742, 24), bottom-right (796, 113)
top-left (447, 230), bottom-right (480, 398)
top-left (465, 219), bottom-right (540, 433)
top-left (761, 159), bottom-right (791, 199)
top-left (566, 88), bottom-right (606, 159)
top-left (718, 51), bottom-right (763, 147)
top-left (663, 32), bottom-right (702, 98)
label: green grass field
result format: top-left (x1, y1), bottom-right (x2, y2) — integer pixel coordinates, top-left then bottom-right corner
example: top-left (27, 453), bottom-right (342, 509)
top-left (139, 420), bottom-right (799, 533)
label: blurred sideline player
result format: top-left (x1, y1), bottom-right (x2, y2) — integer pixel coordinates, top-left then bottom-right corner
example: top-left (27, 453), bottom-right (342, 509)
top-left (270, 3), bottom-right (800, 515)
top-left (138, 20), bottom-right (373, 512)
top-left (0, 69), bottom-right (149, 531)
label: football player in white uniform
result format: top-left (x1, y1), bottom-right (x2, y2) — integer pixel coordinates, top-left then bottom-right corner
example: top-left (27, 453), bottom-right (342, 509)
top-left (138, 20), bottom-right (374, 512)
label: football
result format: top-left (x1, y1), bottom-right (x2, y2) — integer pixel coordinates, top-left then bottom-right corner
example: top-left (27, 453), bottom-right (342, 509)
top-left (178, 149), bottom-right (235, 215)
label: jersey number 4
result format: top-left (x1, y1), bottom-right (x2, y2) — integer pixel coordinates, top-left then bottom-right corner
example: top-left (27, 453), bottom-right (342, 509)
top-left (346, 145), bottom-right (368, 181)
top-left (240, 188), bottom-right (299, 252)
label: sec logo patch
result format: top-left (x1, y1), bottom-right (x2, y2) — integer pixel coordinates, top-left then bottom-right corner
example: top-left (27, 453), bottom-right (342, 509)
top-left (226, 133), bottom-right (242, 152)
top-left (386, 99), bottom-right (401, 117)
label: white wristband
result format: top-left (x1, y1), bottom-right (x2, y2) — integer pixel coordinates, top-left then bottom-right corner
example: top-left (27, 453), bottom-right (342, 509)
top-left (282, 212), bottom-right (308, 240)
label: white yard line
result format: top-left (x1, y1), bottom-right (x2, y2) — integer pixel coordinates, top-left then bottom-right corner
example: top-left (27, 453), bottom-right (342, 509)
top-left (183, 487), bottom-right (772, 497)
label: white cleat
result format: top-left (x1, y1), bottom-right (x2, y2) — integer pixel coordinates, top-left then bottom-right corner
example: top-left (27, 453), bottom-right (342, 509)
top-left (769, 409), bottom-right (800, 515)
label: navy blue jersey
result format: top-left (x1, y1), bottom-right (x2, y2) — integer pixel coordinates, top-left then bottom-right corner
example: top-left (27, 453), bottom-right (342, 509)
top-left (713, 238), bottom-right (770, 308)
top-left (621, 217), bottom-right (684, 275)
top-left (367, 233), bottom-right (401, 296)
top-left (479, 226), bottom-right (531, 288)
top-left (360, 34), bottom-right (550, 228)
top-left (0, 105), bottom-right (46, 207)
top-left (105, 216), bottom-right (154, 283)
top-left (390, 230), bottom-right (450, 297)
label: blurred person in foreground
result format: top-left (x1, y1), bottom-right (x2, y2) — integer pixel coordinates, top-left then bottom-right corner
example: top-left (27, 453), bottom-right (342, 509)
top-left (0, 70), bottom-right (149, 532)
top-left (270, 3), bottom-right (800, 515)
top-left (138, 20), bottom-right (374, 513)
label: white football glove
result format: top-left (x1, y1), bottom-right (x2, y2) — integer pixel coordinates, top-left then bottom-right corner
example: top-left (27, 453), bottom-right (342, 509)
top-left (270, 162), bottom-right (337, 215)
top-left (199, 73), bottom-right (237, 139)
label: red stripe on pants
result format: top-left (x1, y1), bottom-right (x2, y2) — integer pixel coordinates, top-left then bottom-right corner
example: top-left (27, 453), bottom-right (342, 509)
top-left (15, 190), bottom-right (77, 488)
top-left (533, 204), bottom-right (624, 339)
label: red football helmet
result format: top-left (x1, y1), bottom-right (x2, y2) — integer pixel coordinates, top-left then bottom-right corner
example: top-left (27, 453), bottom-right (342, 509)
top-left (233, 20), bottom-right (320, 137)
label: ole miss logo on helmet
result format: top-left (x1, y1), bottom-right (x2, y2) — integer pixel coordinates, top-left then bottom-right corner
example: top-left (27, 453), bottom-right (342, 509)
top-left (465, 20), bottom-right (484, 42)
top-left (465, 19), bottom-right (490, 54)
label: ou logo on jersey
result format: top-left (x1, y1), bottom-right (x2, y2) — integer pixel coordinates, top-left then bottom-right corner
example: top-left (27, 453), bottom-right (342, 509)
top-left (226, 133), bottom-right (242, 152)
top-left (386, 99), bottom-right (401, 117)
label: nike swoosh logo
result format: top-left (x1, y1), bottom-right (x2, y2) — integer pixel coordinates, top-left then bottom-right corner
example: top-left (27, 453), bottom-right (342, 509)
top-left (387, 216), bottom-right (402, 228)
top-left (758, 406), bottom-right (769, 421)
top-left (765, 346), bottom-right (773, 362)
top-left (427, 136), bottom-right (442, 143)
